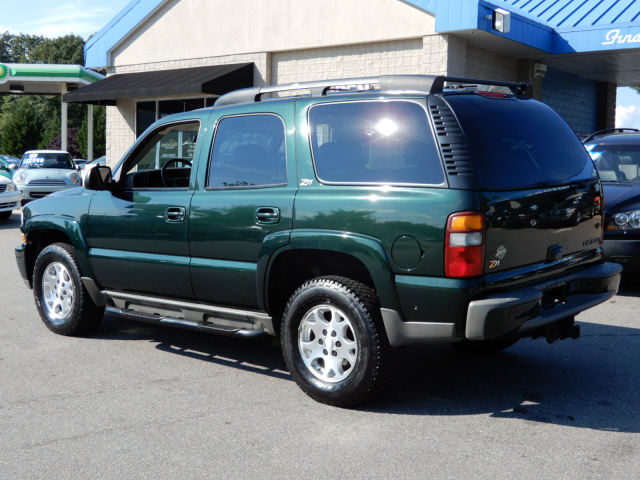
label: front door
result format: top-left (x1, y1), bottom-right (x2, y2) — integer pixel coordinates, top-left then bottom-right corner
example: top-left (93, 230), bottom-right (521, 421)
top-left (88, 116), bottom-right (207, 300)
top-left (189, 103), bottom-right (297, 310)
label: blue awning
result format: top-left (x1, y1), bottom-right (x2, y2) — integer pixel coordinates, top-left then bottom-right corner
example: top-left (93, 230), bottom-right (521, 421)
top-left (405, 0), bottom-right (640, 54)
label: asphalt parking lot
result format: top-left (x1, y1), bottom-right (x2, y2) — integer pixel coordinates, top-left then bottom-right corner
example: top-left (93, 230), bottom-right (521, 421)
top-left (1, 209), bottom-right (639, 479)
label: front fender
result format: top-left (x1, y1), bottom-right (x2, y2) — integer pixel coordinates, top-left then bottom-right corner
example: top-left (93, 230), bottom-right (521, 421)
top-left (24, 215), bottom-right (95, 280)
top-left (261, 229), bottom-right (400, 311)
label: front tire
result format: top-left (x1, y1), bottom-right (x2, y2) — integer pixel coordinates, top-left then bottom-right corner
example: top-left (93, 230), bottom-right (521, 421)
top-left (33, 242), bottom-right (104, 335)
top-left (281, 276), bottom-right (392, 408)
top-left (0, 211), bottom-right (11, 220)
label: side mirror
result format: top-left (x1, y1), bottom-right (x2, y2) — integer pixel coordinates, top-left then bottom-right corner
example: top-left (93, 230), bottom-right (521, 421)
top-left (8, 164), bottom-right (17, 171)
top-left (86, 165), bottom-right (113, 191)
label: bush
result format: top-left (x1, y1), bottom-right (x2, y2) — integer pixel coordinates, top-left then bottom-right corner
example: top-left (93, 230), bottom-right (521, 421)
top-left (47, 127), bottom-right (82, 158)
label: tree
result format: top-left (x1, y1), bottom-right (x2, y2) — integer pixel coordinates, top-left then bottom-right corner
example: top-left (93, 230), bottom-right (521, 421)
top-left (47, 127), bottom-right (81, 158)
top-left (0, 99), bottom-right (43, 155)
top-left (77, 105), bottom-right (106, 158)
top-left (30, 35), bottom-right (84, 65)
top-left (0, 31), bottom-right (44, 63)
top-left (632, 86), bottom-right (640, 95)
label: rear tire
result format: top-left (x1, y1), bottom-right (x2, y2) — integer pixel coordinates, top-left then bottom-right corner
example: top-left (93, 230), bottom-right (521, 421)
top-left (33, 242), bottom-right (104, 335)
top-left (0, 211), bottom-right (11, 220)
top-left (451, 338), bottom-right (518, 355)
top-left (281, 276), bottom-right (393, 408)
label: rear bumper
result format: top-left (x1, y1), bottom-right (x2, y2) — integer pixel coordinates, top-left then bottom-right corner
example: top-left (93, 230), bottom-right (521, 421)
top-left (603, 238), bottom-right (640, 273)
top-left (465, 262), bottom-right (621, 341)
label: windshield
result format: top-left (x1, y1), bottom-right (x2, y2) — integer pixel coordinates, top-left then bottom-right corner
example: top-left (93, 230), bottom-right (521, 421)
top-left (20, 152), bottom-right (75, 170)
top-left (446, 95), bottom-right (593, 190)
top-left (586, 143), bottom-right (640, 182)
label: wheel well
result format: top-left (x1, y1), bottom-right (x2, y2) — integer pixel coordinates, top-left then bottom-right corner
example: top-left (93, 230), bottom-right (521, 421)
top-left (24, 229), bottom-right (72, 287)
top-left (266, 249), bottom-right (376, 331)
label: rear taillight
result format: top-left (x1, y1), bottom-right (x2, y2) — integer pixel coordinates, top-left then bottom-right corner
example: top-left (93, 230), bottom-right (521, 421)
top-left (445, 212), bottom-right (485, 278)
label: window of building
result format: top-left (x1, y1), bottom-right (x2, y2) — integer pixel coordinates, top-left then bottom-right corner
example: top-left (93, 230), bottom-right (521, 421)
top-left (136, 97), bottom-right (216, 139)
top-left (308, 101), bottom-right (445, 186)
top-left (207, 115), bottom-right (287, 189)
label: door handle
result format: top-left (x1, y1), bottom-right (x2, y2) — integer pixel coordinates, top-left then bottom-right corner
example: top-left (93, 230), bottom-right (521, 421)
top-left (255, 207), bottom-right (280, 225)
top-left (165, 206), bottom-right (186, 223)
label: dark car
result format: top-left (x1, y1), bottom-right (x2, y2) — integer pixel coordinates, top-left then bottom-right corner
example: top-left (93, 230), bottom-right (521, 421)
top-left (584, 128), bottom-right (640, 272)
top-left (15, 75), bottom-right (621, 407)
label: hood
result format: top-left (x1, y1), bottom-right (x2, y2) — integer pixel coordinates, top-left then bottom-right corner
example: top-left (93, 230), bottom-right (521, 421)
top-left (47, 186), bottom-right (86, 197)
top-left (0, 171), bottom-right (11, 181)
top-left (602, 183), bottom-right (640, 213)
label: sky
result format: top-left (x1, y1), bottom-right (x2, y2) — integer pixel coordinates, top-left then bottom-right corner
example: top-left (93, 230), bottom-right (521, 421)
top-left (1, 0), bottom-right (640, 130)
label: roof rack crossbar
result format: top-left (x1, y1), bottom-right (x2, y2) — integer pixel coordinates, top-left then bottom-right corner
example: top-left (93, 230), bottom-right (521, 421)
top-left (583, 128), bottom-right (640, 143)
top-left (215, 75), bottom-right (533, 107)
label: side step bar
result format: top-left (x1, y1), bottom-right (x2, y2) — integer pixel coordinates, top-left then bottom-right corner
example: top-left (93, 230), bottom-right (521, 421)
top-left (105, 307), bottom-right (266, 338)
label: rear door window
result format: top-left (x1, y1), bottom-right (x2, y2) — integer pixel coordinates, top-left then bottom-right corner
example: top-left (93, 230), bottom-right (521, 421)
top-left (208, 114), bottom-right (287, 189)
top-left (446, 95), bottom-right (594, 190)
top-left (308, 101), bottom-right (445, 186)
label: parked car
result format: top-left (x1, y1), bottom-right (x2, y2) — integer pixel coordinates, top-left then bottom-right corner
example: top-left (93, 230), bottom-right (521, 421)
top-left (16, 75), bottom-right (621, 407)
top-left (584, 128), bottom-right (640, 272)
top-left (0, 175), bottom-right (21, 220)
top-left (12, 150), bottom-right (83, 204)
top-left (74, 159), bottom-right (89, 168)
top-left (0, 157), bottom-right (14, 180)
top-left (0, 155), bottom-right (20, 167)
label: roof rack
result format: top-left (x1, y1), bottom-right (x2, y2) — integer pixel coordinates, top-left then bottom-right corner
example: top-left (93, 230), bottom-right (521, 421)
top-left (582, 128), bottom-right (640, 144)
top-left (215, 75), bottom-right (533, 107)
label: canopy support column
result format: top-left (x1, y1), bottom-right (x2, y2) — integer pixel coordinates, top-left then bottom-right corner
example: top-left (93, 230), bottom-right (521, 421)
top-left (87, 104), bottom-right (94, 161)
top-left (61, 84), bottom-right (68, 153)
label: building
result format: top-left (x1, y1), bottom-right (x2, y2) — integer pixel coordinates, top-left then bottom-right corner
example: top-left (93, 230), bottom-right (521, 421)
top-left (65, 0), bottom-right (640, 167)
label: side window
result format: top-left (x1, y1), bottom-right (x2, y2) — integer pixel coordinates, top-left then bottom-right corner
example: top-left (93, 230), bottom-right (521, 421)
top-left (208, 115), bottom-right (287, 188)
top-left (308, 101), bottom-right (445, 185)
top-left (122, 121), bottom-right (200, 189)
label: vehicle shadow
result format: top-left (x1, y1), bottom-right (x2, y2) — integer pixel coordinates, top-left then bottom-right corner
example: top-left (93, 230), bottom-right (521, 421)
top-left (94, 313), bottom-right (640, 432)
top-left (0, 211), bottom-right (21, 230)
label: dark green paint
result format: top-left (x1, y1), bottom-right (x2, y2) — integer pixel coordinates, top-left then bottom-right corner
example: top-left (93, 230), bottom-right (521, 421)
top-left (391, 236), bottom-right (422, 270)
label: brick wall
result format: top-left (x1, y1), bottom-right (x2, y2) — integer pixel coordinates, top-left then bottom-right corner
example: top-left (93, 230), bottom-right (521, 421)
top-left (542, 67), bottom-right (598, 135)
top-left (106, 99), bottom-right (135, 167)
top-left (465, 44), bottom-right (517, 82)
top-left (271, 39), bottom-right (424, 85)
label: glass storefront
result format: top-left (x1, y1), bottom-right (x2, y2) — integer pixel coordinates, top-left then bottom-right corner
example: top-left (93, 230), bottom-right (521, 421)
top-left (135, 97), bottom-right (216, 139)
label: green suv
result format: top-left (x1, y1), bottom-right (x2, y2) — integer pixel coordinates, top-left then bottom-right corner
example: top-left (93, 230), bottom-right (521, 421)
top-left (15, 75), bottom-right (622, 407)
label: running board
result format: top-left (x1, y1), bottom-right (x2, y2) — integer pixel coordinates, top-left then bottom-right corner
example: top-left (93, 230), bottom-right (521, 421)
top-left (105, 307), bottom-right (267, 338)
top-left (101, 290), bottom-right (275, 337)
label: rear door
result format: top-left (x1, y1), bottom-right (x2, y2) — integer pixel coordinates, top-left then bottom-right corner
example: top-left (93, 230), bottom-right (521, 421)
top-left (444, 94), bottom-right (602, 273)
top-left (188, 101), bottom-right (297, 310)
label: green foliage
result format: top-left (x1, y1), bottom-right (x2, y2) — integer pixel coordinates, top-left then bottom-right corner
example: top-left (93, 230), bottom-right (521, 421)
top-left (0, 98), bottom-right (44, 155)
top-left (77, 105), bottom-right (106, 158)
top-left (632, 86), bottom-right (640, 95)
top-left (0, 31), bottom-right (44, 63)
top-left (30, 35), bottom-right (85, 65)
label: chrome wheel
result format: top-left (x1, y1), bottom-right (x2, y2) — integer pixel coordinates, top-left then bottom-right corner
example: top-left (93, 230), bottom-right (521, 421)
top-left (298, 305), bottom-right (358, 383)
top-left (42, 262), bottom-right (76, 324)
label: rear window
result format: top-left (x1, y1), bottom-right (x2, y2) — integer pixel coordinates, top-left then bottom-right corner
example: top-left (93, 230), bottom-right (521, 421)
top-left (586, 143), bottom-right (640, 182)
top-left (309, 100), bottom-right (445, 185)
top-left (446, 95), bottom-right (594, 190)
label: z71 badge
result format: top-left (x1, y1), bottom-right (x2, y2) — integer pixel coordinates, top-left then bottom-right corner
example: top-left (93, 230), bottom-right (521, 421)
top-left (583, 237), bottom-right (602, 247)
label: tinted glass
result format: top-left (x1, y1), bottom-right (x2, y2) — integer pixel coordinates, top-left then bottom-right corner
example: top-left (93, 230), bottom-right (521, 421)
top-left (309, 101), bottom-right (444, 185)
top-left (586, 143), bottom-right (640, 183)
top-left (208, 115), bottom-right (287, 188)
top-left (159, 99), bottom-right (205, 119)
top-left (447, 95), bottom-right (593, 190)
top-left (136, 101), bottom-right (156, 138)
top-left (20, 152), bottom-right (75, 169)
